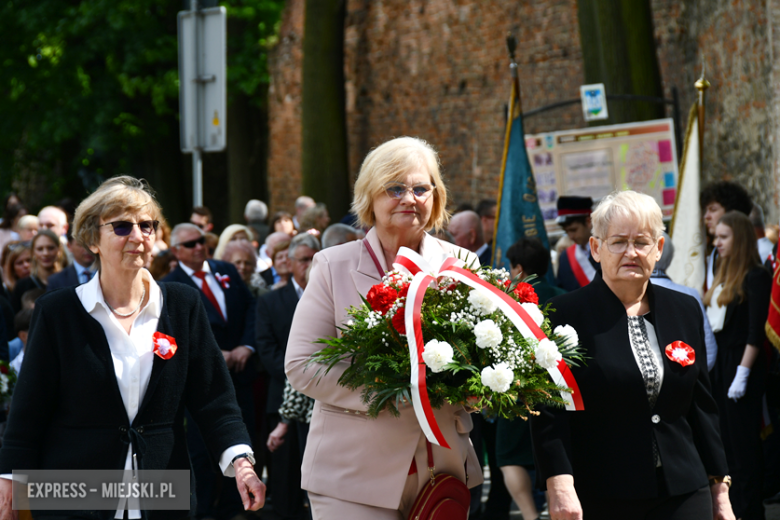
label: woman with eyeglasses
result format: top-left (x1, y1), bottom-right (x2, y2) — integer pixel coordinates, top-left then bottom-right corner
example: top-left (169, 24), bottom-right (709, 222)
top-left (10, 229), bottom-right (63, 313)
top-left (0, 176), bottom-right (265, 520)
top-left (704, 211), bottom-right (771, 520)
top-left (531, 191), bottom-right (734, 520)
top-left (284, 137), bottom-right (483, 519)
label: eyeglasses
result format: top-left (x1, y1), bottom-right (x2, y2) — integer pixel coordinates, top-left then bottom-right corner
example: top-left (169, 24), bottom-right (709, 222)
top-left (291, 255), bottom-right (314, 264)
top-left (383, 182), bottom-right (436, 200)
top-left (597, 236), bottom-right (657, 255)
top-left (100, 220), bottom-right (159, 236)
top-left (175, 236), bottom-right (206, 249)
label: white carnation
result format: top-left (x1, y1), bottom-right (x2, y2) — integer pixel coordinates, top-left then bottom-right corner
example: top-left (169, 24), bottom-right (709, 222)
top-left (554, 324), bottom-right (579, 349)
top-left (520, 302), bottom-right (544, 326)
top-left (468, 290), bottom-right (497, 316)
top-left (481, 362), bottom-right (514, 393)
top-left (422, 340), bottom-right (454, 373)
top-left (473, 320), bottom-right (503, 349)
top-left (535, 338), bottom-right (562, 370)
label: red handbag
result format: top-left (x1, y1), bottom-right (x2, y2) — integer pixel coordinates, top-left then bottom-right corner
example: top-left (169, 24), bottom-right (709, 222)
top-left (408, 441), bottom-right (470, 520)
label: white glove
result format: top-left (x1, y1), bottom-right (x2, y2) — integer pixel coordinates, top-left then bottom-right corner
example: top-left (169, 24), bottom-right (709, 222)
top-left (728, 365), bottom-right (750, 401)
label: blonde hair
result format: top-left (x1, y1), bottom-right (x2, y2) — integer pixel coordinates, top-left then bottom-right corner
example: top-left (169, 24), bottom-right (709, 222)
top-left (214, 224), bottom-right (255, 260)
top-left (352, 137), bottom-right (449, 230)
top-left (703, 211), bottom-right (760, 307)
top-left (591, 190), bottom-right (664, 240)
top-left (30, 229), bottom-right (64, 279)
top-left (72, 176), bottom-right (163, 271)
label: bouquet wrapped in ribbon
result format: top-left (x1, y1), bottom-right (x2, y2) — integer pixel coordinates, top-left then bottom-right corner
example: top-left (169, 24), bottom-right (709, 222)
top-left (310, 247), bottom-right (584, 448)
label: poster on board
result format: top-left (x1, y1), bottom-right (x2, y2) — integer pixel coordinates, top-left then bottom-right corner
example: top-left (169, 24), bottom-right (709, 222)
top-left (525, 118), bottom-right (679, 235)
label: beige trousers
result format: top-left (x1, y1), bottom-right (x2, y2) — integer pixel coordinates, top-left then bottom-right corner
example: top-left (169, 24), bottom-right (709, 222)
top-left (309, 472), bottom-right (418, 520)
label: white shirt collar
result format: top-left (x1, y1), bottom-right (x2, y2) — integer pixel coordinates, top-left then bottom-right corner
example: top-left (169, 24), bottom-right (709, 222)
top-left (79, 268), bottom-right (162, 319)
top-left (291, 277), bottom-right (304, 299)
top-left (179, 260), bottom-right (209, 277)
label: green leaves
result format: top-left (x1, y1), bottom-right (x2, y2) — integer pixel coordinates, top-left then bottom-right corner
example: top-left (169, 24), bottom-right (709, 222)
top-left (0, 0), bottom-right (283, 204)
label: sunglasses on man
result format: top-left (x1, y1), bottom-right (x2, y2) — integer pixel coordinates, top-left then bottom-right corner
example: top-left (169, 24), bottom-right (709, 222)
top-left (175, 236), bottom-right (206, 249)
top-left (100, 220), bottom-right (159, 237)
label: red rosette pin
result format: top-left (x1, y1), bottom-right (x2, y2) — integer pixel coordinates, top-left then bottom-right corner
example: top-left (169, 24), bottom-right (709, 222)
top-left (215, 273), bottom-right (231, 289)
top-left (153, 332), bottom-right (178, 360)
top-left (665, 341), bottom-right (695, 367)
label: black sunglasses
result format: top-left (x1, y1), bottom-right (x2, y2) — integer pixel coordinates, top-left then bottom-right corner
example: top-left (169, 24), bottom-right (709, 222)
top-left (100, 220), bottom-right (159, 237)
top-left (176, 236), bottom-right (206, 249)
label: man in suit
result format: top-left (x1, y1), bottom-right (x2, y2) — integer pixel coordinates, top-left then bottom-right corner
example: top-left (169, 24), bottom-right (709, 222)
top-left (448, 210), bottom-right (492, 266)
top-left (163, 223), bottom-right (257, 520)
top-left (555, 195), bottom-right (598, 292)
top-left (46, 229), bottom-right (95, 291)
top-left (256, 233), bottom-right (320, 520)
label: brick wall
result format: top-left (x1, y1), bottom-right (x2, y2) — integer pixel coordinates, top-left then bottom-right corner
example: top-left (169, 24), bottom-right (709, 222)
top-left (267, 0), bottom-right (778, 222)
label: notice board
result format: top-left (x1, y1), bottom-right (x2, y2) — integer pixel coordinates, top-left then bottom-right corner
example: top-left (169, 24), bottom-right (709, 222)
top-left (524, 118), bottom-right (679, 235)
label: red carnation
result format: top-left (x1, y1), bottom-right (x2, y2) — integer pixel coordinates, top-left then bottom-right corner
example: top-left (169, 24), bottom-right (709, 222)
top-left (0, 365), bottom-right (8, 375)
top-left (392, 310), bottom-right (406, 335)
top-left (513, 282), bottom-right (539, 304)
top-left (366, 284), bottom-right (398, 315)
top-left (397, 283), bottom-right (410, 300)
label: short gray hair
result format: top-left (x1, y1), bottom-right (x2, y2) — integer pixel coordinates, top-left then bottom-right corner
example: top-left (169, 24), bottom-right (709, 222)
top-left (170, 223), bottom-right (204, 246)
top-left (322, 223), bottom-right (359, 249)
top-left (295, 196), bottom-right (315, 211)
top-left (591, 190), bottom-right (664, 240)
top-left (288, 232), bottom-right (321, 259)
top-left (655, 231), bottom-right (674, 271)
top-left (244, 199), bottom-right (268, 222)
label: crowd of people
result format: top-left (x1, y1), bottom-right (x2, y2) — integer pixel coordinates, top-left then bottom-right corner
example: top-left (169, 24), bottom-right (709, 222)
top-left (0, 137), bottom-right (777, 519)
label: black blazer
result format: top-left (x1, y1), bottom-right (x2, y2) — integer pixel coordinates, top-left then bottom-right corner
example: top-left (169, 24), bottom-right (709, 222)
top-left (715, 265), bottom-right (771, 352)
top-left (0, 283), bottom-right (250, 519)
top-left (255, 283), bottom-right (299, 412)
top-left (46, 264), bottom-right (81, 292)
top-left (531, 273), bottom-right (728, 500)
top-left (162, 260), bottom-right (255, 352)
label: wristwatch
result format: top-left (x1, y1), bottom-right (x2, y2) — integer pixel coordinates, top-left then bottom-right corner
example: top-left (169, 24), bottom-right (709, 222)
top-left (708, 475), bottom-right (732, 488)
top-left (231, 452), bottom-right (256, 467)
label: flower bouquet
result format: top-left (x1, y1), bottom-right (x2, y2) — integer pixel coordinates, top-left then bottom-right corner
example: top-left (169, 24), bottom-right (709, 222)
top-left (310, 248), bottom-right (584, 444)
top-left (0, 361), bottom-right (17, 407)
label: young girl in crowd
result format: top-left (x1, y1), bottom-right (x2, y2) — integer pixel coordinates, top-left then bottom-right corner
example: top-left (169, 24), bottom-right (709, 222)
top-left (705, 210), bottom-right (772, 520)
top-left (10, 230), bottom-right (63, 312)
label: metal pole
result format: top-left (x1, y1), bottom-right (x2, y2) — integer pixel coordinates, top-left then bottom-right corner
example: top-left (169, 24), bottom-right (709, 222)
top-left (191, 0), bottom-right (203, 207)
top-left (695, 62), bottom-right (710, 168)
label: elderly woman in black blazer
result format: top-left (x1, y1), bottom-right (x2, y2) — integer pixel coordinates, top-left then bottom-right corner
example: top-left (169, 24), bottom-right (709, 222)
top-left (531, 191), bottom-right (734, 520)
top-left (0, 176), bottom-right (264, 520)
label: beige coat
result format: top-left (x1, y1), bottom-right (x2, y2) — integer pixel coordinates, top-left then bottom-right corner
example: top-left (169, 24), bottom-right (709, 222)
top-left (285, 227), bottom-right (483, 510)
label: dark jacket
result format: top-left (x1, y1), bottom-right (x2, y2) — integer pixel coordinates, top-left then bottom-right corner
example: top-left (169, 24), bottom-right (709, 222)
top-left (714, 265), bottom-right (771, 353)
top-left (0, 282), bottom-right (250, 519)
top-left (162, 261), bottom-right (255, 351)
top-left (10, 275), bottom-right (44, 313)
top-left (531, 272), bottom-right (728, 500)
top-left (255, 282), bottom-right (299, 412)
top-left (556, 246), bottom-right (599, 292)
top-left (46, 264), bottom-right (82, 292)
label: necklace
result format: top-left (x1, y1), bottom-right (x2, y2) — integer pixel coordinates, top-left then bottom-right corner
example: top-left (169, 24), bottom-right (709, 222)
top-left (106, 285), bottom-right (146, 318)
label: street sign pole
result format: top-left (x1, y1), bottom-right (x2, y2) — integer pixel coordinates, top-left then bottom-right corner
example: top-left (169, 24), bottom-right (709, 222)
top-left (191, 0), bottom-right (202, 207)
top-left (178, 1), bottom-right (226, 208)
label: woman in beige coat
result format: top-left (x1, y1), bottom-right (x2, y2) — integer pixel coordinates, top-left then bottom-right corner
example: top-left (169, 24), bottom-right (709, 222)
top-left (285, 137), bottom-right (483, 519)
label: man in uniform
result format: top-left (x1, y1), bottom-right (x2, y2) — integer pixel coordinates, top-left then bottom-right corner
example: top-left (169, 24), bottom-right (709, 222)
top-left (555, 196), bottom-right (598, 292)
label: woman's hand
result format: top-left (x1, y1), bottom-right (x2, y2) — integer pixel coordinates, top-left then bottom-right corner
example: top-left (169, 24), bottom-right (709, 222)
top-left (233, 458), bottom-right (265, 510)
top-left (547, 474), bottom-right (582, 520)
top-left (0, 478), bottom-right (18, 520)
top-left (711, 482), bottom-right (736, 520)
top-left (267, 422), bottom-right (288, 452)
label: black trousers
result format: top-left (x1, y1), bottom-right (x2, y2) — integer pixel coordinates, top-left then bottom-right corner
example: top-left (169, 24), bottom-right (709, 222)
top-left (580, 486), bottom-right (712, 520)
top-left (266, 413), bottom-right (306, 520)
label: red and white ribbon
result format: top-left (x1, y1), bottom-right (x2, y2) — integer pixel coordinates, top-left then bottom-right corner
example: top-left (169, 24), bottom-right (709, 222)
top-left (393, 247), bottom-right (584, 448)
